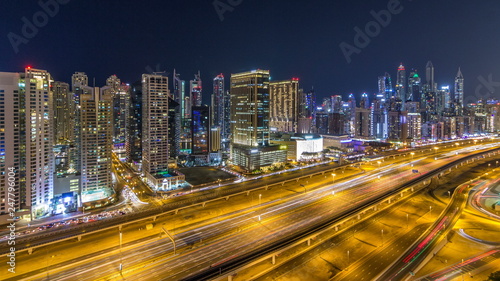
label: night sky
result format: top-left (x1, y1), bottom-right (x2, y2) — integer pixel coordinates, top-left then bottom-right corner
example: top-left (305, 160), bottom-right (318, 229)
top-left (2, 0), bottom-right (500, 104)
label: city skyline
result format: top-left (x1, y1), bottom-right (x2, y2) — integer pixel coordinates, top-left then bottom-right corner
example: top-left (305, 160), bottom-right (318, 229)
top-left (2, 0), bottom-right (500, 104)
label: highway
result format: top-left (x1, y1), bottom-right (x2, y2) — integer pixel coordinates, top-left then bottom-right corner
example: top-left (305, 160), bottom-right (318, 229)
top-left (9, 142), bottom-right (496, 281)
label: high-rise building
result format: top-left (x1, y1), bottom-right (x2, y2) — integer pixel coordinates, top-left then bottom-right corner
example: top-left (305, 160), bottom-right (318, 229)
top-left (142, 73), bottom-right (171, 189)
top-left (0, 68), bottom-right (54, 220)
top-left (331, 95), bottom-right (342, 113)
top-left (396, 63), bottom-right (407, 101)
top-left (354, 107), bottom-right (371, 138)
top-left (454, 67), bottom-right (464, 115)
top-left (168, 97), bottom-right (181, 159)
top-left (190, 71), bottom-right (202, 107)
top-left (106, 74), bottom-right (121, 92)
top-left (425, 61), bottom-right (436, 93)
top-left (360, 93), bottom-right (370, 109)
top-left (173, 70), bottom-right (191, 154)
top-left (299, 88), bottom-right (316, 119)
top-left (378, 73), bottom-right (393, 99)
top-left (79, 86), bottom-right (114, 204)
top-left (387, 111), bottom-right (408, 141)
top-left (192, 105), bottom-right (211, 161)
top-left (53, 81), bottom-right (72, 143)
top-left (407, 113), bottom-right (422, 140)
top-left (269, 78), bottom-right (299, 133)
top-left (129, 81), bottom-right (142, 166)
top-left (315, 110), bottom-right (329, 134)
top-left (71, 72), bottom-right (88, 92)
top-left (211, 74), bottom-right (230, 151)
top-left (231, 70), bottom-right (271, 147)
top-left (230, 70), bottom-right (286, 171)
top-left (110, 80), bottom-right (130, 161)
top-left (437, 86), bottom-right (451, 114)
top-left (407, 70), bottom-right (421, 102)
top-left (298, 88), bottom-right (316, 134)
top-left (371, 96), bottom-right (387, 139)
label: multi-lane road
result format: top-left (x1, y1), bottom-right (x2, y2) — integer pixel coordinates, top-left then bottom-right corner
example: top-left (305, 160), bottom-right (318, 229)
top-left (1, 139), bottom-right (499, 281)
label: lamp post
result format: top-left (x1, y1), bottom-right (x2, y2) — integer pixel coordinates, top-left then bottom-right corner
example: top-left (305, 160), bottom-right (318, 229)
top-left (381, 229), bottom-right (384, 246)
top-left (434, 147), bottom-right (438, 159)
top-left (447, 190), bottom-right (451, 198)
top-left (406, 213), bottom-right (409, 228)
top-left (347, 250), bottom-right (350, 270)
top-left (119, 231), bottom-right (123, 273)
top-left (331, 173), bottom-right (336, 184)
top-left (259, 194), bottom-right (262, 205)
top-left (429, 206), bottom-right (432, 218)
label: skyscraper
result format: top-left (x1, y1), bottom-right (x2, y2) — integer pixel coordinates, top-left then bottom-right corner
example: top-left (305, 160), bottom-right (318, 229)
top-left (211, 74), bottom-right (231, 151)
top-left (407, 70), bottom-right (421, 103)
top-left (53, 81), bottom-right (72, 143)
top-left (129, 81), bottom-right (142, 166)
top-left (0, 67), bottom-right (54, 220)
top-left (454, 67), bottom-right (464, 115)
top-left (173, 70), bottom-right (191, 154)
top-left (396, 63), bottom-right (407, 101)
top-left (79, 86), bottom-right (114, 204)
top-left (231, 70), bottom-right (271, 147)
top-left (192, 105), bottom-right (211, 156)
top-left (425, 61), bottom-right (436, 93)
top-left (71, 72), bottom-right (88, 92)
top-left (360, 93), bottom-right (370, 109)
top-left (190, 71), bottom-right (202, 107)
top-left (173, 69), bottom-right (186, 119)
top-left (298, 88), bottom-right (316, 134)
top-left (269, 78), bottom-right (299, 133)
top-left (378, 72), bottom-right (393, 99)
top-left (142, 73), bottom-right (171, 189)
top-left (230, 70), bottom-right (286, 171)
top-left (110, 79), bottom-right (130, 161)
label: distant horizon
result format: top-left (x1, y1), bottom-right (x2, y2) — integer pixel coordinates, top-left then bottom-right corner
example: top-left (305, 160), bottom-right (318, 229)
top-left (2, 0), bottom-right (500, 104)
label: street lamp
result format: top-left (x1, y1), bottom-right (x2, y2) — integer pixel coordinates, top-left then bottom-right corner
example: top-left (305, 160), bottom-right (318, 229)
top-left (429, 206), bottom-right (432, 218)
top-left (119, 231), bottom-right (123, 273)
top-left (377, 161), bottom-right (381, 168)
top-left (410, 152), bottom-right (415, 160)
top-left (433, 147), bottom-right (439, 159)
top-left (406, 213), bottom-right (409, 228)
top-left (381, 229), bottom-right (384, 246)
top-left (347, 250), bottom-right (350, 270)
top-left (447, 190), bottom-right (451, 198)
top-left (259, 194), bottom-right (262, 205)
top-left (331, 173), bottom-right (336, 184)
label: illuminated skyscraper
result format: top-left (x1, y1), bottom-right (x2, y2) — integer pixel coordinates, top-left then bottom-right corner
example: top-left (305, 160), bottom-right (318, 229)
top-left (454, 67), bottom-right (464, 115)
top-left (269, 78), bottom-right (299, 133)
top-left (192, 105), bottom-right (211, 156)
top-left (360, 93), bottom-right (370, 109)
top-left (231, 70), bottom-right (271, 146)
top-left (79, 86), bottom-right (114, 204)
top-left (190, 71), bottom-right (202, 107)
top-left (425, 61), bottom-right (436, 93)
top-left (71, 72), bottom-right (88, 92)
top-left (212, 74), bottom-right (230, 149)
top-left (142, 73), bottom-right (171, 189)
top-left (407, 70), bottom-right (421, 102)
top-left (109, 78), bottom-right (130, 161)
top-left (230, 70), bottom-right (286, 171)
top-left (53, 81), bottom-right (72, 143)
top-left (378, 72), bottom-right (393, 99)
top-left (396, 63), bottom-right (407, 101)
top-left (0, 68), bottom-right (54, 220)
